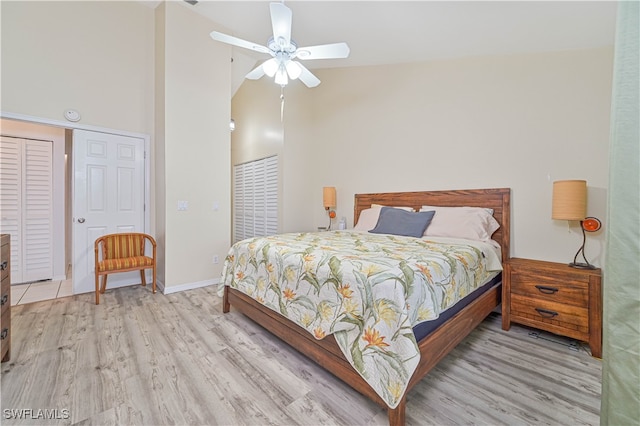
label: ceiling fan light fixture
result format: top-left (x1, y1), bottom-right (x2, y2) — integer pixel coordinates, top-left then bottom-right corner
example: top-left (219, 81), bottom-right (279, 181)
top-left (275, 65), bottom-right (288, 86)
top-left (285, 61), bottom-right (302, 80)
top-left (262, 59), bottom-right (278, 77)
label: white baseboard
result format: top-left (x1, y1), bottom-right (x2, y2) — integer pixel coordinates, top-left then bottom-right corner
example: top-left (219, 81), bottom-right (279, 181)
top-left (161, 278), bottom-right (219, 295)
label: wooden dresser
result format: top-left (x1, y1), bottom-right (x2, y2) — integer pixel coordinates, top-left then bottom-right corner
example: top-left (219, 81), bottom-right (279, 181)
top-left (1, 234), bottom-right (10, 362)
top-left (502, 257), bottom-right (602, 358)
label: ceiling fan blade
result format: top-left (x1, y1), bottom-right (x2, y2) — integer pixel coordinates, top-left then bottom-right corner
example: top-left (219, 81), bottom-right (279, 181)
top-left (296, 62), bottom-right (321, 88)
top-left (245, 63), bottom-right (267, 80)
top-left (270, 2), bottom-right (292, 49)
top-left (210, 31), bottom-right (271, 55)
top-left (295, 42), bottom-right (350, 60)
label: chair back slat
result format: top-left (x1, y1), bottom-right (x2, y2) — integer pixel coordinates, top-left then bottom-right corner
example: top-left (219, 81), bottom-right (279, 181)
top-left (103, 234), bottom-right (145, 259)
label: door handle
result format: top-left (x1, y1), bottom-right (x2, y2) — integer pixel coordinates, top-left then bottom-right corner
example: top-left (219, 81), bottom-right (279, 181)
top-left (77, 218), bottom-right (86, 223)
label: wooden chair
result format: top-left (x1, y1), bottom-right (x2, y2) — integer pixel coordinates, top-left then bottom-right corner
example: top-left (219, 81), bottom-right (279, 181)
top-left (94, 233), bottom-right (156, 305)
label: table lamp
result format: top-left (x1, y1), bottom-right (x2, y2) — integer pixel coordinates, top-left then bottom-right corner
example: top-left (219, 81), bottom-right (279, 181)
top-left (323, 187), bottom-right (336, 230)
top-left (552, 180), bottom-right (601, 269)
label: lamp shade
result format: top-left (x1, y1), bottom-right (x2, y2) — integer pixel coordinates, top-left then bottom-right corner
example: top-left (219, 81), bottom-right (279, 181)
top-left (323, 187), bottom-right (336, 209)
top-left (552, 180), bottom-right (587, 220)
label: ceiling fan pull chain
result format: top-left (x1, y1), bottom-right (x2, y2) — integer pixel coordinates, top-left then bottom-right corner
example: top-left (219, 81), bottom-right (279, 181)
top-left (280, 89), bottom-right (285, 122)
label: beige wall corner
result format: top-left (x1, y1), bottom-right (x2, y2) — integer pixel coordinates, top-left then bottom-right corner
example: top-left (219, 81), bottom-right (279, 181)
top-left (158, 1), bottom-right (232, 290)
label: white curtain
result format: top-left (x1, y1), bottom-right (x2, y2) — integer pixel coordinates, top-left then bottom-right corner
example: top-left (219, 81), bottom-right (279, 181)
top-left (601, 2), bottom-right (640, 424)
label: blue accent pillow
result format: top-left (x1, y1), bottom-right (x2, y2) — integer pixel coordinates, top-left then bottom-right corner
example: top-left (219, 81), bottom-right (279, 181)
top-left (369, 207), bottom-right (436, 238)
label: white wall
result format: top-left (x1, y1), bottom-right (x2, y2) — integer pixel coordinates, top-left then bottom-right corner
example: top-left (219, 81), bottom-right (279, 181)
top-left (157, 1), bottom-right (231, 290)
top-left (1, 0), bottom-right (156, 289)
top-left (0, 119), bottom-right (66, 281)
top-left (154, 3), bottom-right (168, 286)
top-left (233, 47), bottom-right (613, 267)
top-left (2, 1), bottom-right (233, 293)
top-left (0, 1), bottom-right (155, 136)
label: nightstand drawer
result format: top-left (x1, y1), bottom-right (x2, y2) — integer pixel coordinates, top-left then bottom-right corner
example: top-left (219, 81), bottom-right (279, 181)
top-left (509, 271), bottom-right (588, 308)
top-left (1, 241), bottom-right (8, 283)
top-left (0, 277), bottom-right (9, 317)
top-left (511, 294), bottom-right (589, 337)
top-left (0, 308), bottom-right (10, 357)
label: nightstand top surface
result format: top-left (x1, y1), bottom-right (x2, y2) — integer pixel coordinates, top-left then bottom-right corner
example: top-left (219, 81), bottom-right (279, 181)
top-left (509, 257), bottom-right (601, 274)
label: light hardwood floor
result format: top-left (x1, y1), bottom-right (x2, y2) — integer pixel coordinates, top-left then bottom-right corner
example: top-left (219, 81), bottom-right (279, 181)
top-left (1, 285), bottom-right (601, 425)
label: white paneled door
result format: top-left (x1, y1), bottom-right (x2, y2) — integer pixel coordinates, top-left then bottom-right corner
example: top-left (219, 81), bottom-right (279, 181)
top-left (0, 136), bottom-right (53, 284)
top-left (73, 130), bottom-right (146, 295)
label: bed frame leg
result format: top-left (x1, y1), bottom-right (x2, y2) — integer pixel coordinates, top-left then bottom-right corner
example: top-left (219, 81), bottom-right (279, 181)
top-left (388, 398), bottom-right (406, 426)
top-left (222, 286), bottom-right (231, 313)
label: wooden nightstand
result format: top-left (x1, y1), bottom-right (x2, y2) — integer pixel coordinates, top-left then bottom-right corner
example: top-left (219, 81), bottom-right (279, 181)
top-left (502, 257), bottom-right (602, 358)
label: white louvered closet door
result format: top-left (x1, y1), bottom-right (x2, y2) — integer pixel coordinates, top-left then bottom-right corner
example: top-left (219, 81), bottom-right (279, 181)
top-left (0, 136), bottom-right (53, 284)
top-left (233, 155), bottom-right (278, 243)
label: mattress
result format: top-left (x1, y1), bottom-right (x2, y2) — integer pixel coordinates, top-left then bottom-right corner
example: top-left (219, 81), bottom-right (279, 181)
top-left (413, 272), bottom-right (502, 341)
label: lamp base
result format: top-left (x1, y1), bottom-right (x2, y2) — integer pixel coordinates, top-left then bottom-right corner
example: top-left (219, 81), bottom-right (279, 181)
top-left (569, 262), bottom-right (597, 270)
top-left (569, 221), bottom-right (597, 270)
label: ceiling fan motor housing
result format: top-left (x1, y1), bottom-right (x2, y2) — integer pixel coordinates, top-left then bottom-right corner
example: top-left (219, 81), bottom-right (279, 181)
top-left (268, 36), bottom-right (297, 54)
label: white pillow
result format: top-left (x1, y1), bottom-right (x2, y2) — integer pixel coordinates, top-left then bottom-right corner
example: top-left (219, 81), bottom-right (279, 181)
top-left (419, 206), bottom-right (500, 241)
top-left (354, 205), bottom-right (414, 231)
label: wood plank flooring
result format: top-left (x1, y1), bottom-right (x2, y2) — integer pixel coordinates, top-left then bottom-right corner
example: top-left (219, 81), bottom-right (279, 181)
top-left (1, 285), bottom-right (601, 425)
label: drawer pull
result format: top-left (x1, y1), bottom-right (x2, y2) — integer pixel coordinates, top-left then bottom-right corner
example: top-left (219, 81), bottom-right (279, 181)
top-left (0, 261), bottom-right (7, 271)
top-left (535, 308), bottom-right (559, 319)
top-left (0, 294), bottom-right (7, 306)
top-left (0, 328), bottom-right (7, 340)
top-left (535, 285), bottom-right (559, 295)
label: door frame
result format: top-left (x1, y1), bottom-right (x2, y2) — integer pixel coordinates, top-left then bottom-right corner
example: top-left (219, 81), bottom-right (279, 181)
top-left (0, 111), bottom-right (152, 292)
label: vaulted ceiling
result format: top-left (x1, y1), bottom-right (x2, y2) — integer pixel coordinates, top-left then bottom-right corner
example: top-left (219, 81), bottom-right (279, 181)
top-left (148, 1), bottom-right (618, 94)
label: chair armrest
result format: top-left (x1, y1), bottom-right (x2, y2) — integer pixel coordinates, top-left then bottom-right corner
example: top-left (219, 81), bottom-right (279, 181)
top-left (143, 234), bottom-right (156, 260)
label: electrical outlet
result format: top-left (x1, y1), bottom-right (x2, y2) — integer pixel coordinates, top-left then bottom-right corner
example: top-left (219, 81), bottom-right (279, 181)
top-left (213, 255), bottom-right (219, 264)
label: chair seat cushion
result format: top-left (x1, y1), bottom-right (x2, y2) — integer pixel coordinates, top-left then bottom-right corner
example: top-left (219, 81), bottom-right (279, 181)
top-left (97, 256), bottom-right (154, 272)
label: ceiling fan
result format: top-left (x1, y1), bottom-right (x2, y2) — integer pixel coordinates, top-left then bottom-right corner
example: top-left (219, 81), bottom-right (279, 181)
top-left (210, 2), bottom-right (350, 88)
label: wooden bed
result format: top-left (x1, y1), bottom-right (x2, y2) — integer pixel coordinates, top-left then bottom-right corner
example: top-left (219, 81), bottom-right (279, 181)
top-left (222, 187), bottom-right (511, 425)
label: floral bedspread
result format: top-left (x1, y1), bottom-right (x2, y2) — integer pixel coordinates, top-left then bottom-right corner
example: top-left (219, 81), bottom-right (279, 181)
top-left (219, 231), bottom-right (502, 408)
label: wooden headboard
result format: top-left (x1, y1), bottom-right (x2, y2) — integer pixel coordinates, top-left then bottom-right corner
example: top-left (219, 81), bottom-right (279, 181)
top-left (354, 188), bottom-right (511, 263)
